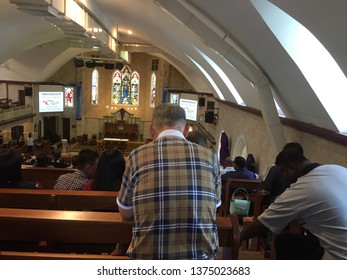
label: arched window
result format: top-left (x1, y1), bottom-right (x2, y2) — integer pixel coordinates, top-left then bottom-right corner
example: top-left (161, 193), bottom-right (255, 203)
top-left (233, 135), bottom-right (248, 159)
top-left (150, 72), bottom-right (156, 108)
top-left (111, 66), bottom-right (140, 106)
top-left (111, 70), bottom-right (122, 105)
top-left (91, 69), bottom-right (99, 105)
top-left (130, 71), bottom-right (140, 106)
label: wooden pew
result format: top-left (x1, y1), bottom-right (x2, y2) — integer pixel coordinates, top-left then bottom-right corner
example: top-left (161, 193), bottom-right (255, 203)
top-left (0, 188), bottom-right (118, 211)
top-left (221, 178), bottom-right (264, 251)
top-left (21, 166), bottom-right (76, 189)
top-left (0, 208), bottom-right (240, 260)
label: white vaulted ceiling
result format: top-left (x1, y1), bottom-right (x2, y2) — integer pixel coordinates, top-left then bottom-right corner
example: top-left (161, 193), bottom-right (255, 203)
top-left (1, 0), bottom-right (347, 138)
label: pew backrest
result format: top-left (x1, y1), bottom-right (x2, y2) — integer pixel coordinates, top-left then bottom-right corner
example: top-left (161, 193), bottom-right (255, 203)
top-left (0, 188), bottom-right (118, 211)
top-left (222, 178), bottom-right (263, 217)
top-left (21, 166), bottom-right (76, 189)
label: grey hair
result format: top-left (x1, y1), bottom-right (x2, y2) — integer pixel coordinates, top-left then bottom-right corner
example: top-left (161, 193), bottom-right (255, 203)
top-left (152, 103), bottom-right (186, 131)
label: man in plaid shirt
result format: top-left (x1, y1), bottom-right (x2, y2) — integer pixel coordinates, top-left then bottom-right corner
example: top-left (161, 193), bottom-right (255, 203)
top-left (117, 103), bottom-right (221, 259)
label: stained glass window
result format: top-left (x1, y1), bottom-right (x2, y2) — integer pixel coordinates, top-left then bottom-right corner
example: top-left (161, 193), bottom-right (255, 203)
top-left (150, 72), bottom-right (156, 108)
top-left (91, 69), bottom-right (98, 105)
top-left (111, 66), bottom-right (140, 106)
top-left (64, 86), bottom-right (74, 108)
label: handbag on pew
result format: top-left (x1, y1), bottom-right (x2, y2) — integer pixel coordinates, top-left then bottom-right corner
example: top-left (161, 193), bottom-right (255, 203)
top-left (229, 188), bottom-right (251, 216)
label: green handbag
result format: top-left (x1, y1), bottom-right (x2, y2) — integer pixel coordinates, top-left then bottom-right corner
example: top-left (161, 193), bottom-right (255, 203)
top-left (229, 188), bottom-right (251, 216)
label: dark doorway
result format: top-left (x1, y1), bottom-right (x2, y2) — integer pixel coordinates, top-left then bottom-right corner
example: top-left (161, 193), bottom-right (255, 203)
top-left (62, 118), bottom-right (70, 141)
top-left (18, 90), bottom-right (25, 106)
top-left (43, 116), bottom-right (57, 141)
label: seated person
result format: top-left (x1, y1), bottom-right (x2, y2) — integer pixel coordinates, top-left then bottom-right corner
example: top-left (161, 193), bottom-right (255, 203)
top-left (84, 149), bottom-right (125, 191)
top-left (241, 142), bottom-right (347, 260)
top-left (246, 161), bottom-right (259, 179)
top-left (222, 156), bottom-right (257, 182)
top-left (186, 131), bottom-right (208, 147)
top-left (0, 149), bottom-right (36, 189)
top-left (54, 149), bottom-right (99, 190)
top-left (220, 156), bottom-right (235, 176)
top-left (35, 153), bottom-right (54, 168)
top-left (51, 151), bottom-right (69, 168)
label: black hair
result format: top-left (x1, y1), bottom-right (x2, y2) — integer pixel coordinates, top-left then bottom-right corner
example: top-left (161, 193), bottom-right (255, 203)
top-left (92, 149), bottom-right (125, 191)
top-left (186, 131), bottom-right (208, 147)
top-left (36, 153), bottom-right (50, 167)
top-left (275, 142), bottom-right (307, 166)
top-left (76, 149), bottom-right (99, 169)
top-left (0, 149), bottom-right (22, 182)
top-left (234, 156), bottom-right (246, 168)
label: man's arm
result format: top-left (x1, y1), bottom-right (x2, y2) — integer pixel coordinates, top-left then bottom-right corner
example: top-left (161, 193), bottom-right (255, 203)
top-left (117, 197), bottom-right (134, 220)
top-left (240, 218), bottom-right (269, 242)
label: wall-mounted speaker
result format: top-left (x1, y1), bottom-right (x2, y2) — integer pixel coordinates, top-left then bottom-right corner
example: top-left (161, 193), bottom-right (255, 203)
top-left (204, 111), bottom-right (214, 123)
top-left (85, 60), bottom-right (96, 68)
top-left (198, 97), bottom-right (205, 107)
top-left (25, 87), bottom-right (32, 96)
top-left (104, 62), bottom-right (115, 70)
top-left (115, 62), bottom-right (124, 70)
top-left (95, 61), bottom-right (104, 67)
top-left (73, 58), bottom-right (84, 68)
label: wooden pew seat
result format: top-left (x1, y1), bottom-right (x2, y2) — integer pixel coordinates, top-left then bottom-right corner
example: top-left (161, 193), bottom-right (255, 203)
top-left (0, 208), bottom-right (240, 260)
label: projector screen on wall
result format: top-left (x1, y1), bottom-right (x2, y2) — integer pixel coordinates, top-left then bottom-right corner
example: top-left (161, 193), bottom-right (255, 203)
top-left (179, 98), bottom-right (198, 121)
top-left (39, 91), bottom-right (64, 113)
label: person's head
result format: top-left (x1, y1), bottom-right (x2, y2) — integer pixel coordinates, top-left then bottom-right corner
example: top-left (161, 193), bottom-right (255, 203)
top-left (53, 151), bottom-right (61, 162)
top-left (36, 153), bottom-right (50, 167)
top-left (275, 142), bottom-right (308, 183)
top-left (186, 131), bottom-right (208, 147)
top-left (234, 156), bottom-right (246, 170)
top-left (150, 103), bottom-right (189, 139)
top-left (92, 149), bottom-right (125, 191)
top-left (76, 149), bottom-right (99, 179)
top-left (28, 132), bottom-right (32, 138)
top-left (224, 156), bottom-right (234, 168)
top-left (0, 149), bottom-right (22, 182)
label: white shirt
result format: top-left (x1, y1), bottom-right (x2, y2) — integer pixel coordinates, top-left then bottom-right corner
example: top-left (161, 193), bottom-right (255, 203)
top-left (259, 164), bottom-right (347, 260)
top-left (220, 166), bottom-right (235, 176)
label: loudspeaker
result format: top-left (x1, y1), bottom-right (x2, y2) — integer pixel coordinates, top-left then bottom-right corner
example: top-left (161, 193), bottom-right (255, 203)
top-left (198, 97), bottom-right (205, 107)
top-left (73, 58), bottom-right (84, 68)
top-left (85, 60), bottom-right (96, 68)
top-left (25, 87), bottom-right (32, 96)
top-left (95, 61), bottom-right (104, 67)
top-left (104, 62), bottom-right (115, 70)
top-left (205, 111), bottom-right (214, 123)
top-left (115, 62), bottom-right (124, 70)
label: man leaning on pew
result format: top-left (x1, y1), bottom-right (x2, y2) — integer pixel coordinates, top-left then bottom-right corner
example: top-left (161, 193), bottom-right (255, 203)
top-left (240, 142), bottom-right (347, 260)
top-left (116, 104), bottom-right (222, 260)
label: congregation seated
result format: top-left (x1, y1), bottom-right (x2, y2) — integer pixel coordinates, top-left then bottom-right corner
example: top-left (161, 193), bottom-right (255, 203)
top-left (0, 149), bottom-right (36, 189)
top-left (84, 149), bottom-right (125, 191)
top-left (222, 156), bottom-right (258, 182)
top-left (54, 149), bottom-right (99, 191)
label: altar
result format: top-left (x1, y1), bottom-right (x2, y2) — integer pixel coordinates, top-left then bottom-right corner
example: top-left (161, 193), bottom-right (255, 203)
top-left (103, 137), bottom-right (129, 151)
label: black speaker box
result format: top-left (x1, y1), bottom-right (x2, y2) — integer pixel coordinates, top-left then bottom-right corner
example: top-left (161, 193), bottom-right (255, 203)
top-left (115, 62), bottom-right (124, 70)
top-left (25, 87), bottom-right (32, 96)
top-left (74, 58), bottom-right (84, 67)
top-left (104, 62), bottom-right (115, 70)
top-left (205, 111), bottom-right (214, 123)
top-left (85, 60), bottom-right (96, 68)
top-left (198, 97), bottom-right (205, 107)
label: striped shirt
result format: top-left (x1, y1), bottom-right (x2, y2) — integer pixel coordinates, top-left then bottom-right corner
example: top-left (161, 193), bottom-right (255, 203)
top-left (54, 170), bottom-right (88, 190)
top-left (117, 130), bottom-right (221, 259)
